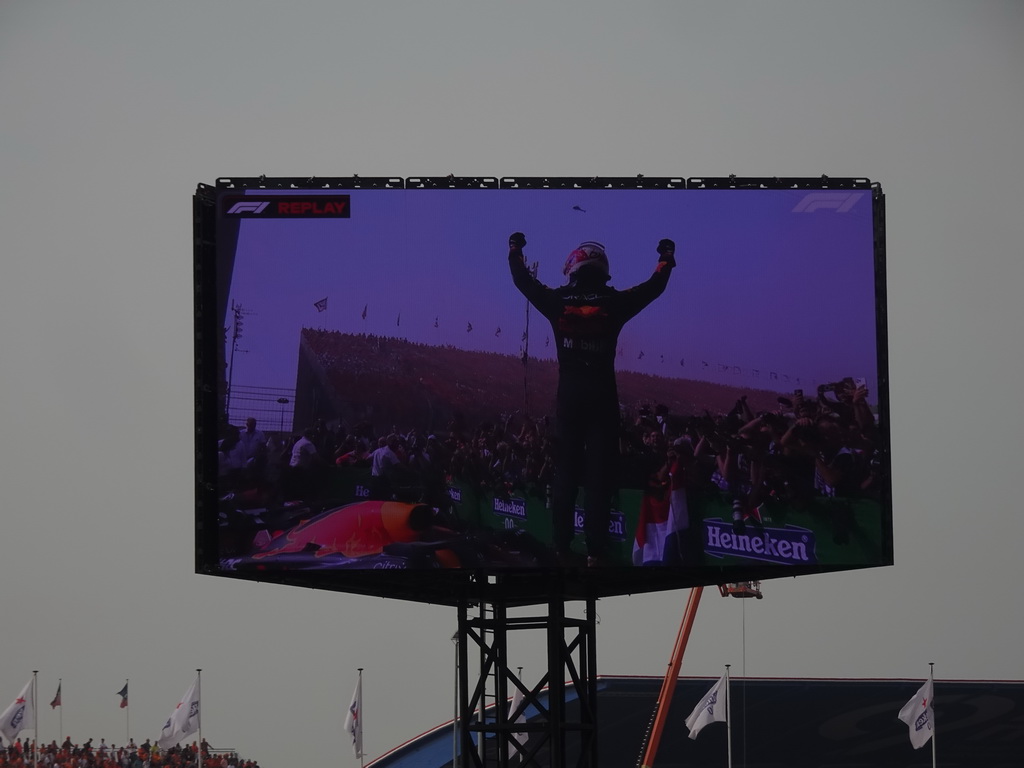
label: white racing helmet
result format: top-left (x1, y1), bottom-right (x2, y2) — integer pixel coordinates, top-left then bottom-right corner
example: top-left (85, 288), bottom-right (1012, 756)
top-left (563, 240), bottom-right (609, 280)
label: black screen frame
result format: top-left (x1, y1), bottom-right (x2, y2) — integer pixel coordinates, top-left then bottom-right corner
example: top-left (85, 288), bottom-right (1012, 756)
top-left (194, 176), bottom-right (890, 606)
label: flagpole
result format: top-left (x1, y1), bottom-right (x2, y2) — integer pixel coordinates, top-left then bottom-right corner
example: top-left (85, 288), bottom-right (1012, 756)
top-left (451, 636), bottom-right (459, 768)
top-left (725, 665), bottom-right (732, 768)
top-left (359, 668), bottom-right (365, 768)
top-left (57, 679), bottom-right (62, 745)
top-left (125, 679), bottom-right (130, 746)
top-left (32, 671), bottom-right (38, 768)
top-left (344, 669), bottom-right (364, 768)
top-left (929, 662), bottom-right (936, 768)
top-left (196, 669), bottom-right (203, 768)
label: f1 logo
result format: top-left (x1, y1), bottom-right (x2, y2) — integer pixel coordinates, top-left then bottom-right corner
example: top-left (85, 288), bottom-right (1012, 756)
top-left (792, 192), bottom-right (864, 213)
top-left (226, 201), bottom-right (270, 214)
top-left (221, 195), bottom-right (351, 218)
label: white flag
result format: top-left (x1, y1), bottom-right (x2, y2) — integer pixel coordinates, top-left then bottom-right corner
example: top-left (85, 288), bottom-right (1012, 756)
top-left (0, 679), bottom-right (35, 745)
top-left (344, 677), bottom-right (363, 759)
top-left (507, 687), bottom-right (528, 761)
top-left (157, 676), bottom-right (200, 749)
top-left (898, 678), bottom-right (934, 749)
top-left (685, 674), bottom-right (728, 740)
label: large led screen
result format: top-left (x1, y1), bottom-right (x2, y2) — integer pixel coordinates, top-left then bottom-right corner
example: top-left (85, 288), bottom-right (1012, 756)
top-left (195, 177), bottom-right (890, 604)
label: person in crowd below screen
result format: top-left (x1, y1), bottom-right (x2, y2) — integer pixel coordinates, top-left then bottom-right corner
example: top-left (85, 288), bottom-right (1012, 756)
top-left (4, 739), bottom-right (260, 768)
top-left (310, 417), bottom-right (336, 461)
top-left (217, 424), bottom-right (246, 490)
top-left (237, 417), bottom-right (266, 477)
top-left (643, 428), bottom-right (668, 463)
top-left (813, 417), bottom-right (860, 498)
top-left (285, 427), bottom-right (321, 500)
top-left (635, 403), bottom-right (657, 432)
top-left (290, 428), bottom-right (318, 469)
top-left (507, 231), bottom-right (676, 566)
top-left (654, 403), bottom-right (674, 435)
top-left (667, 436), bottom-right (700, 563)
top-left (334, 435), bottom-right (371, 467)
top-left (398, 433), bottom-right (443, 510)
top-left (369, 432), bottom-right (404, 500)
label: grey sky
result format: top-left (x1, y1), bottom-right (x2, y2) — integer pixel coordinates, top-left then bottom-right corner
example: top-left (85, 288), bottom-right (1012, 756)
top-left (1, 2), bottom-right (1022, 767)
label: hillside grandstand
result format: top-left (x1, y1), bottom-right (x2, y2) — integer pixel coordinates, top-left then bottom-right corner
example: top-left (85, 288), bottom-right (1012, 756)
top-left (293, 329), bottom-right (784, 436)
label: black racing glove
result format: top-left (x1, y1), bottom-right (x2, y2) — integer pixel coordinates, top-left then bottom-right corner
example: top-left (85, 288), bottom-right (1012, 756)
top-left (509, 232), bottom-right (527, 253)
top-left (657, 238), bottom-right (676, 268)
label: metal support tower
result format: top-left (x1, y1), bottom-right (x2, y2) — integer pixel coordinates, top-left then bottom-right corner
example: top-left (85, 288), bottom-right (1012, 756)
top-left (456, 590), bottom-right (599, 768)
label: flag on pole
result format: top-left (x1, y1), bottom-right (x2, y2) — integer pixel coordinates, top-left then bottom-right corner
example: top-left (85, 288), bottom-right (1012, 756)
top-left (314, 297), bottom-right (328, 312)
top-left (0, 678), bottom-right (35, 744)
top-left (898, 677), bottom-right (934, 749)
top-left (361, 304), bottom-right (368, 320)
top-left (508, 687), bottom-right (528, 760)
top-left (632, 454), bottom-right (689, 565)
top-left (344, 676), bottom-right (363, 759)
top-left (117, 682), bottom-right (128, 709)
top-left (685, 674), bottom-right (728, 739)
top-left (50, 683), bottom-right (61, 710)
top-left (157, 676), bottom-right (200, 749)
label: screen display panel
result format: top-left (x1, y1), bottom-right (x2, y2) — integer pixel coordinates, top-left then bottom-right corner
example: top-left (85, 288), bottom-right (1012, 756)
top-left (195, 178), bottom-right (890, 604)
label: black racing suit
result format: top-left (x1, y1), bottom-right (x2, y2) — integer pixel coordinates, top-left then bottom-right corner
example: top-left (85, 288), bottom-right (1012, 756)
top-left (509, 251), bottom-right (674, 559)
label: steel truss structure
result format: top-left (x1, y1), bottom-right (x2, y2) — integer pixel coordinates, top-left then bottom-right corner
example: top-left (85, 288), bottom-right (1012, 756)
top-left (457, 594), bottom-right (598, 768)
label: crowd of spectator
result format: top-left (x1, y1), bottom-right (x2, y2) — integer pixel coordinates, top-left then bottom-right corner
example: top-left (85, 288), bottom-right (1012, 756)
top-left (0, 739), bottom-right (257, 768)
top-left (220, 376), bottom-right (883, 537)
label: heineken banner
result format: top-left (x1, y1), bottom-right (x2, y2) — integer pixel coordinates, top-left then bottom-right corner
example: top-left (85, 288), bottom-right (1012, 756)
top-left (221, 465), bottom-right (884, 570)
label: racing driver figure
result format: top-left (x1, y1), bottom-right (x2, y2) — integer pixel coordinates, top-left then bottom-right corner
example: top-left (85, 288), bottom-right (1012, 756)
top-left (508, 232), bottom-right (676, 566)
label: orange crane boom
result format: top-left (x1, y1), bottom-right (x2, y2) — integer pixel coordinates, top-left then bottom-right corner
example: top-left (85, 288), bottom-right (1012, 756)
top-left (639, 586), bottom-right (704, 768)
